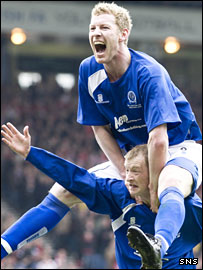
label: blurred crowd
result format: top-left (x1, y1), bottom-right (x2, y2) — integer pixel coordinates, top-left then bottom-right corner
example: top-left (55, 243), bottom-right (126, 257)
top-left (1, 67), bottom-right (202, 269)
top-left (1, 201), bottom-right (117, 269)
top-left (1, 75), bottom-right (117, 269)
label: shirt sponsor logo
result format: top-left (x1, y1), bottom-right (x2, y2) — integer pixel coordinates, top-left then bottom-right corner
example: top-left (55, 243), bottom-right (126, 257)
top-left (114, 114), bottom-right (146, 132)
top-left (114, 115), bottom-right (129, 129)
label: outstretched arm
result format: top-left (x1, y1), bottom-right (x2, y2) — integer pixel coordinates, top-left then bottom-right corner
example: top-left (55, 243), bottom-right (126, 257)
top-left (1, 122), bottom-right (31, 158)
top-left (1, 122), bottom-right (117, 215)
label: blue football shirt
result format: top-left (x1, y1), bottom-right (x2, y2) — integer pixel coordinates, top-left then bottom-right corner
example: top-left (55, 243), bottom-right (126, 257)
top-left (77, 49), bottom-right (202, 151)
top-left (26, 146), bottom-right (202, 269)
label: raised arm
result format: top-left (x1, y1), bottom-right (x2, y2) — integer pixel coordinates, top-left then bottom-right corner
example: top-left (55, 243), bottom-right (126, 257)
top-left (1, 122), bottom-right (118, 215)
top-left (92, 125), bottom-right (126, 179)
top-left (1, 122), bottom-right (31, 158)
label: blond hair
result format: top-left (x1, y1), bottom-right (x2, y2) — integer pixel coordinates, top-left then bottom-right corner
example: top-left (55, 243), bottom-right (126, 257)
top-left (91, 2), bottom-right (133, 44)
top-left (125, 144), bottom-right (148, 168)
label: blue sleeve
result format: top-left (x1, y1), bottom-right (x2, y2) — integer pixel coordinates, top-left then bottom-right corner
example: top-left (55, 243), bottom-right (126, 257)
top-left (26, 146), bottom-right (124, 216)
top-left (139, 66), bottom-right (181, 133)
top-left (77, 62), bottom-right (109, 126)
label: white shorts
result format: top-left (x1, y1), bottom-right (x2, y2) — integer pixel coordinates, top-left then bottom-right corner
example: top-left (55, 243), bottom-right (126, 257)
top-left (88, 140), bottom-right (202, 191)
top-left (166, 140), bottom-right (202, 190)
top-left (88, 160), bottom-right (123, 180)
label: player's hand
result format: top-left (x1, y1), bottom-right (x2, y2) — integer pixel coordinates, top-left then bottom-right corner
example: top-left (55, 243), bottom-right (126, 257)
top-left (149, 189), bottom-right (160, 213)
top-left (1, 122), bottom-right (31, 158)
top-left (148, 182), bottom-right (160, 212)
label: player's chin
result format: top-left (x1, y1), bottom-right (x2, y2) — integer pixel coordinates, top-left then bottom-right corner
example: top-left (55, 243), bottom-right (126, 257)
top-left (94, 51), bottom-right (108, 63)
top-left (95, 56), bottom-right (106, 64)
top-left (129, 187), bottom-right (140, 197)
top-left (129, 190), bottom-right (138, 198)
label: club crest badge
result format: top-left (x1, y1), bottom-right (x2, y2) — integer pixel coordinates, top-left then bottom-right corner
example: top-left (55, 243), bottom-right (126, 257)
top-left (127, 91), bottom-right (142, 109)
top-left (128, 91), bottom-right (136, 104)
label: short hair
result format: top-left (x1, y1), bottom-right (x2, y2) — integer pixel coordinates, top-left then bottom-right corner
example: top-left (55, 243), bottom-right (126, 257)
top-left (91, 2), bottom-right (133, 44)
top-left (125, 144), bottom-right (148, 168)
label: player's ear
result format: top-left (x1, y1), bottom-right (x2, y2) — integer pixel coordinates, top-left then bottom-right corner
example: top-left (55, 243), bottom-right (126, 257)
top-left (119, 28), bottom-right (128, 43)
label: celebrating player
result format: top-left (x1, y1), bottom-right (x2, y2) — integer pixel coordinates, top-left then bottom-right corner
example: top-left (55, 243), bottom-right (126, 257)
top-left (1, 2), bottom-right (202, 267)
top-left (1, 122), bottom-right (202, 269)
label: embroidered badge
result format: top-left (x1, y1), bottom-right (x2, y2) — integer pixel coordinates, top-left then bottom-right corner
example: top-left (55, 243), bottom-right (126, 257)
top-left (128, 91), bottom-right (136, 104)
top-left (98, 94), bottom-right (103, 103)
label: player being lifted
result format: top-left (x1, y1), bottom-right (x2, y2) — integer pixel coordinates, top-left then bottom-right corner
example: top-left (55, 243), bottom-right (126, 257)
top-left (1, 1), bottom-right (202, 268)
top-left (1, 122), bottom-right (202, 269)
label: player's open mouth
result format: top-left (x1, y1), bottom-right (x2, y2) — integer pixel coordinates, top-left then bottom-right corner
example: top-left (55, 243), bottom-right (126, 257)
top-left (94, 42), bottom-right (106, 54)
top-left (129, 184), bottom-right (138, 188)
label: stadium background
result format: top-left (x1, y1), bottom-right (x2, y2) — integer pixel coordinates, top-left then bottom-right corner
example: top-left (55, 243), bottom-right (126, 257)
top-left (1, 1), bottom-right (202, 269)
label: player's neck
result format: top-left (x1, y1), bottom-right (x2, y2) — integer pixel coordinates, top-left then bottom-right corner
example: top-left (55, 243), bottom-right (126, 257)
top-left (142, 197), bottom-right (151, 208)
top-left (138, 192), bottom-right (151, 208)
top-left (104, 47), bottom-right (131, 82)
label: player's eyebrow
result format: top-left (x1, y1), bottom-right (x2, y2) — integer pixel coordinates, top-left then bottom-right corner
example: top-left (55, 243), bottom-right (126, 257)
top-left (89, 23), bottom-right (111, 28)
top-left (131, 165), bottom-right (141, 170)
top-left (126, 165), bottom-right (141, 171)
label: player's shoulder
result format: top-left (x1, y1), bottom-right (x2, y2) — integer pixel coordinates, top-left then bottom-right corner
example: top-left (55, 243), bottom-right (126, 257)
top-left (79, 55), bottom-right (104, 77)
top-left (130, 48), bottom-right (159, 65)
top-left (130, 48), bottom-right (166, 77)
top-left (108, 178), bottom-right (133, 208)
